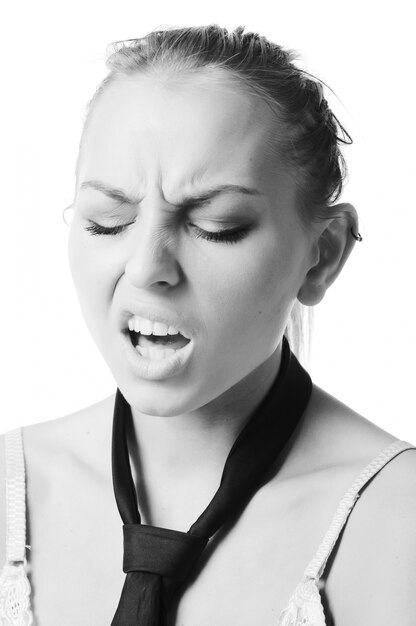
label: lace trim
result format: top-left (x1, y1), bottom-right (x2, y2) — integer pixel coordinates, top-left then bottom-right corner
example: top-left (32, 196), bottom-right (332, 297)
top-left (277, 577), bottom-right (326, 626)
top-left (0, 563), bottom-right (33, 626)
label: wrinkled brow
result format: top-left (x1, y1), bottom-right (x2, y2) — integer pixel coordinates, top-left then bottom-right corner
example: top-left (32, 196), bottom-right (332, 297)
top-left (79, 180), bottom-right (263, 208)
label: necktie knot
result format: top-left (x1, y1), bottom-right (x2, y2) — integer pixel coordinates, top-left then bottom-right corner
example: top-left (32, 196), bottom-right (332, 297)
top-left (123, 524), bottom-right (209, 583)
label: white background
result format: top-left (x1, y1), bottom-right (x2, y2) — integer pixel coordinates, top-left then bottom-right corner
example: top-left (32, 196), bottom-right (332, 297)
top-left (0, 1), bottom-right (415, 440)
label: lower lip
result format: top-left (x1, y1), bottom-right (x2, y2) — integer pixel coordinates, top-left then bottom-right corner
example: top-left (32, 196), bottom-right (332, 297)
top-left (121, 332), bottom-right (194, 381)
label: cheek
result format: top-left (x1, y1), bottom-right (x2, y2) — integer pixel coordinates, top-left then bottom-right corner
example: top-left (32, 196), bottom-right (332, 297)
top-left (189, 232), bottom-right (300, 348)
top-left (67, 224), bottom-right (122, 331)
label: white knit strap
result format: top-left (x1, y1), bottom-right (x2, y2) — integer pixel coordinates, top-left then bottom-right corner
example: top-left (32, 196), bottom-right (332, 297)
top-left (303, 439), bottom-right (416, 580)
top-left (4, 428), bottom-right (28, 563)
top-left (0, 428), bottom-right (34, 625)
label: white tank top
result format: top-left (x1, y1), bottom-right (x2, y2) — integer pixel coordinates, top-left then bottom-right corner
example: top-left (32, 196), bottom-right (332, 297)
top-left (0, 427), bottom-right (415, 626)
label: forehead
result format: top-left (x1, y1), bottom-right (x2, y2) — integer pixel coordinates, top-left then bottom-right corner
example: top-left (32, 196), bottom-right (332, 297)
top-left (77, 72), bottom-right (283, 195)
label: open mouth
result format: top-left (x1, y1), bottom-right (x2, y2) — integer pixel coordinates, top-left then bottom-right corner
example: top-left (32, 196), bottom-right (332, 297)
top-left (125, 313), bottom-right (192, 361)
top-left (128, 330), bottom-right (191, 359)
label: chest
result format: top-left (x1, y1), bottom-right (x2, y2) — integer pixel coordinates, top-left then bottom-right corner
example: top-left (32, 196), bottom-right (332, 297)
top-left (25, 468), bottom-right (336, 626)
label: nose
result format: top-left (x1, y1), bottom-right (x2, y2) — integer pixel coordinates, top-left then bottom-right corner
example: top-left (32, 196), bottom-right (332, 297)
top-left (124, 218), bottom-right (182, 290)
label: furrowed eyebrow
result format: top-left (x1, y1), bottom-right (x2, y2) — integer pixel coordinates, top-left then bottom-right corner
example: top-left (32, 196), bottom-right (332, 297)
top-left (79, 180), bottom-right (262, 208)
top-left (177, 184), bottom-right (262, 208)
top-left (80, 180), bottom-right (140, 205)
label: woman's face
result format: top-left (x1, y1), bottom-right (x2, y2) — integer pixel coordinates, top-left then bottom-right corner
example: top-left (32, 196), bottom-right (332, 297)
top-left (68, 72), bottom-right (316, 416)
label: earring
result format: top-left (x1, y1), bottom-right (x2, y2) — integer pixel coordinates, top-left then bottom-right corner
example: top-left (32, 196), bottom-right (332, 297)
top-left (63, 205), bottom-right (74, 226)
top-left (350, 227), bottom-right (363, 242)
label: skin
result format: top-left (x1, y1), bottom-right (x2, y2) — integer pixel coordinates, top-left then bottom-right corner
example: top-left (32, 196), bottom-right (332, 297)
top-left (1, 69), bottom-right (416, 625)
top-left (68, 71), bottom-right (355, 424)
top-left (67, 70), bottom-right (361, 530)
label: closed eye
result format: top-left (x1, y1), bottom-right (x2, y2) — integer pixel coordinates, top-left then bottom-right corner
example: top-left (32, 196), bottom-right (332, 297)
top-left (83, 219), bottom-right (251, 244)
top-left (84, 220), bottom-right (135, 236)
top-left (189, 224), bottom-right (250, 244)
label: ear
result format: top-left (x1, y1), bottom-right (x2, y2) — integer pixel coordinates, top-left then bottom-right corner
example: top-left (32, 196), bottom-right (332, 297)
top-left (298, 203), bottom-right (360, 306)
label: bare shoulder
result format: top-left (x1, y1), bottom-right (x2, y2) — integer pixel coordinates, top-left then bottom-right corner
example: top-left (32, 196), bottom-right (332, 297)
top-left (23, 394), bottom-right (115, 476)
top-left (0, 396), bottom-right (115, 569)
top-left (325, 448), bottom-right (416, 625)
top-left (283, 384), bottom-right (403, 481)
top-left (299, 386), bottom-right (416, 624)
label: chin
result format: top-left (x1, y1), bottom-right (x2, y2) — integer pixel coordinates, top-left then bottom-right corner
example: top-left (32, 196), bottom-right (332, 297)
top-left (120, 378), bottom-right (202, 418)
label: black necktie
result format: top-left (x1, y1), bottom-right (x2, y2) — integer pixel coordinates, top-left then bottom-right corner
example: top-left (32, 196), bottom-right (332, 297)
top-left (111, 336), bottom-right (312, 625)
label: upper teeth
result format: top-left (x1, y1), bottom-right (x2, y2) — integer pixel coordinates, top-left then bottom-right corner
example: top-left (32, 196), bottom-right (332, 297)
top-left (128, 315), bottom-right (183, 337)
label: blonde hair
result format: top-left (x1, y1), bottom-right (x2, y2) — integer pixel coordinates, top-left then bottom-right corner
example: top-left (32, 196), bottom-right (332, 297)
top-left (284, 302), bottom-right (313, 367)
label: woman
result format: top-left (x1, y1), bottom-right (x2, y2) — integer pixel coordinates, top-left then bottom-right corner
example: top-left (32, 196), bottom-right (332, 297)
top-left (1, 24), bottom-right (415, 626)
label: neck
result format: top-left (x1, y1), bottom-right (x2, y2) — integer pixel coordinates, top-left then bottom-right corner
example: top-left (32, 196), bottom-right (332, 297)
top-left (128, 344), bottom-right (283, 529)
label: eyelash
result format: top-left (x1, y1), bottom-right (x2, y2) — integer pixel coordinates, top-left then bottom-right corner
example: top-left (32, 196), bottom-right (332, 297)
top-left (83, 220), bottom-right (249, 244)
top-left (84, 221), bottom-right (133, 236)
